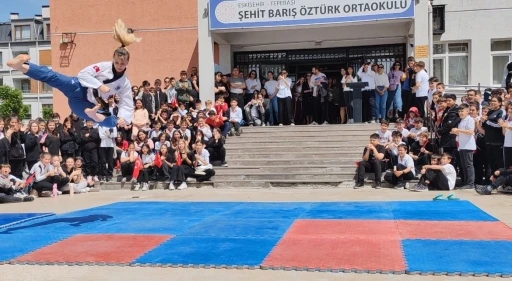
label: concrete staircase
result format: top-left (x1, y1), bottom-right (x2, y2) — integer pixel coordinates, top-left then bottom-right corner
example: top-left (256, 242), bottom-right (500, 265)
top-left (213, 124), bottom-right (380, 188)
top-left (100, 124), bottom-right (380, 190)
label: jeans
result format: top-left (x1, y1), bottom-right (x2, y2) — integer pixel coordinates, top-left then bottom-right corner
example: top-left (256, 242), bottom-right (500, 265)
top-left (458, 149), bottom-right (475, 186)
top-left (374, 87), bottom-right (388, 120)
top-left (268, 97), bottom-right (279, 125)
top-left (24, 63), bottom-right (118, 127)
top-left (386, 84), bottom-right (403, 112)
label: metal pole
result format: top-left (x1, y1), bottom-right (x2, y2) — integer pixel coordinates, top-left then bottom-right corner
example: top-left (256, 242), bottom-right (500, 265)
top-left (427, 0), bottom-right (434, 74)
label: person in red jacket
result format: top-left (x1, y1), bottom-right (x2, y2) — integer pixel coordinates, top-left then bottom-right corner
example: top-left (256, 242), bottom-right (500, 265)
top-left (205, 110), bottom-right (230, 137)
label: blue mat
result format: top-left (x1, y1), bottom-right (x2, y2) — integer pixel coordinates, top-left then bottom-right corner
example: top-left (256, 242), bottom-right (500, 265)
top-left (0, 213), bottom-right (54, 229)
top-left (402, 239), bottom-right (512, 274)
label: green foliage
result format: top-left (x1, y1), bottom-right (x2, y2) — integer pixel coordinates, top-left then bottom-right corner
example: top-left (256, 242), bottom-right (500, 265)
top-left (0, 86), bottom-right (28, 120)
top-left (42, 106), bottom-right (53, 120)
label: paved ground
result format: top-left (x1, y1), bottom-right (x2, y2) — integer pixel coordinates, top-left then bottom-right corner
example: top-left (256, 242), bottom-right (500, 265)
top-left (1, 188), bottom-right (511, 281)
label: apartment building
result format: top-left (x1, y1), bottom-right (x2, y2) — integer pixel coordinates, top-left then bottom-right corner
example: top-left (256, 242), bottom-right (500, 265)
top-left (0, 5), bottom-right (52, 120)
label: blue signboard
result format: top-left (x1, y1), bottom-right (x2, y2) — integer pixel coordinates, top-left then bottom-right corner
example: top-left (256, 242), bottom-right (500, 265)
top-left (209, 0), bottom-right (415, 30)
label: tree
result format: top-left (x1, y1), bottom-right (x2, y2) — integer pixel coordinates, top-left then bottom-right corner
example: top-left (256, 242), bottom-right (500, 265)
top-left (42, 106), bottom-right (53, 120)
top-left (0, 86), bottom-right (29, 120)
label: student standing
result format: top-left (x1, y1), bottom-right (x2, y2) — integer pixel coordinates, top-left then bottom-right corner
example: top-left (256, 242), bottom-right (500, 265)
top-left (276, 69), bottom-right (294, 126)
top-left (451, 104), bottom-right (476, 189)
top-left (411, 61), bottom-right (429, 118)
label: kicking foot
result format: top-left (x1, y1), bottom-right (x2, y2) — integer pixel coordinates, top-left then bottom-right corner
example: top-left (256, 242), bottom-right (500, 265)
top-left (7, 54), bottom-right (31, 72)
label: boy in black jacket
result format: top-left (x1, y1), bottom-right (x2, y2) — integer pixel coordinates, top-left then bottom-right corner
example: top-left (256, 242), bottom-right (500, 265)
top-left (476, 167), bottom-right (512, 195)
top-left (437, 94), bottom-right (460, 166)
top-left (80, 120), bottom-right (100, 182)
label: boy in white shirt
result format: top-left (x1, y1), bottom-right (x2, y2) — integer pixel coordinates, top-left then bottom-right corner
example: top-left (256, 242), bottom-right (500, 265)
top-left (385, 131), bottom-right (405, 168)
top-left (376, 120), bottom-right (392, 145)
top-left (98, 125), bottom-right (117, 182)
top-left (413, 153), bottom-right (456, 191)
top-left (408, 117), bottom-right (428, 145)
top-left (228, 99), bottom-right (243, 136)
top-left (384, 144), bottom-right (415, 189)
top-left (393, 118), bottom-right (410, 142)
top-left (450, 103), bottom-right (476, 189)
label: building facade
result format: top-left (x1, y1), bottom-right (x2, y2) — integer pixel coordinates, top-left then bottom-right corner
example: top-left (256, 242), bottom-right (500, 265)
top-left (46, 0), bottom-right (512, 117)
top-left (0, 5), bottom-right (53, 120)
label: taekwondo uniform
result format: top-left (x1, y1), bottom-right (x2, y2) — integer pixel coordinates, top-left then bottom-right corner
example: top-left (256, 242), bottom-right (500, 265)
top-left (24, 62), bottom-right (133, 128)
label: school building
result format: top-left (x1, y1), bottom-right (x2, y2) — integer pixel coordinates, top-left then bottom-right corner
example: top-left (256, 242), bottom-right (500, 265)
top-left (35, 0), bottom-right (512, 116)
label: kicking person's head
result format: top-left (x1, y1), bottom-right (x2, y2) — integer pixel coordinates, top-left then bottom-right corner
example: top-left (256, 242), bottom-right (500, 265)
top-left (112, 19), bottom-right (141, 72)
top-left (440, 153), bottom-right (452, 165)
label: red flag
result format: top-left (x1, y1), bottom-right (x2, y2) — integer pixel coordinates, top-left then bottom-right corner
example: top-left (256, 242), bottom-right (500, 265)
top-left (176, 152), bottom-right (182, 166)
top-left (132, 157), bottom-right (143, 179)
top-left (24, 173), bottom-right (36, 186)
top-left (154, 152), bottom-right (162, 168)
top-left (171, 98), bottom-right (178, 109)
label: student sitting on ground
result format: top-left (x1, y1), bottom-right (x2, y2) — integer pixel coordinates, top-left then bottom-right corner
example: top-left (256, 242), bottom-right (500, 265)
top-left (0, 164), bottom-right (34, 203)
top-left (376, 120), bottom-right (392, 146)
top-left (62, 157), bottom-right (95, 193)
top-left (384, 144), bottom-right (415, 189)
top-left (120, 143), bottom-right (138, 183)
top-left (205, 110), bottom-right (230, 137)
top-left (134, 144), bottom-right (154, 191)
top-left (207, 128), bottom-right (228, 167)
top-left (409, 131), bottom-right (434, 171)
top-left (476, 166), bottom-right (512, 195)
top-left (244, 92), bottom-right (266, 126)
top-left (30, 152), bottom-right (70, 197)
top-left (385, 131), bottom-right (405, 168)
top-left (405, 107), bottom-right (420, 130)
top-left (184, 141), bottom-right (216, 183)
top-left (354, 133), bottom-right (386, 189)
top-left (412, 153), bottom-right (456, 191)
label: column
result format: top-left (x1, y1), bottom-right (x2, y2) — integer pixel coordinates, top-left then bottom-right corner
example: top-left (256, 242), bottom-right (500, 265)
top-left (198, 0), bottom-right (215, 103)
top-left (219, 44), bottom-right (232, 74)
top-left (412, 0), bottom-right (429, 70)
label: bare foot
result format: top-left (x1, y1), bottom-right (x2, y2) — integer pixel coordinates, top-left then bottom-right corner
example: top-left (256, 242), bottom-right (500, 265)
top-left (84, 105), bottom-right (105, 122)
top-left (7, 54), bottom-right (31, 71)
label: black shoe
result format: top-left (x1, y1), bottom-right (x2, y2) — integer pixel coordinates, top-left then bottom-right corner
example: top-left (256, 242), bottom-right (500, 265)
top-left (374, 182), bottom-right (382, 189)
top-left (395, 181), bottom-right (406, 189)
top-left (23, 196), bottom-right (35, 202)
top-left (97, 108), bottom-right (112, 116)
top-left (457, 184), bottom-right (475, 190)
top-left (106, 177), bottom-right (112, 183)
top-left (475, 185), bottom-right (493, 195)
top-left (235, 130), bottom-right (241, 136)
top-left (221, 161), bottom-right (229, 167)
top-left (353, 182), bottom-right (364, 189)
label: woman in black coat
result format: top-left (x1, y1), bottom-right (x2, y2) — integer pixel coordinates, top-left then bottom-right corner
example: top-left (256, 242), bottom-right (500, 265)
top-left (25, 121), bottom-right (42, 171)
top-left (6, 116), bottom-right (26, 180)
top-left (60, 117), bottom-right (77, 159)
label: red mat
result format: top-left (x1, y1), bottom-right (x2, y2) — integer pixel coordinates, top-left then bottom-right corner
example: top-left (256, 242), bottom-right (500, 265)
top-left (263, 220), bottom-right (405, 270)
top-left (16, 234), bottom-right (172, 263)
top-left (397, 221), bottom-right (512, 240)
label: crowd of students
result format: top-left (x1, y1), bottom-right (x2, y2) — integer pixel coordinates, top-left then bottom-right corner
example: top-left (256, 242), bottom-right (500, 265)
top-left (354, 82), bottom-right (512, 194)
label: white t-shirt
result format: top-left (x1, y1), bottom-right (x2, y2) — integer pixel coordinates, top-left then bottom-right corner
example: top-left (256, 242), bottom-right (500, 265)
top-left (245, 78), bottom-right (261, 94)
top-left (394, 128), bottom-right (410, 139)
top-left (398, 154), bottom-right (416, 176)
top-left (341, 75), bottom-right (358, 91)
top-left (457, 115), bottom-right (476, 151)
top-left (374, 73), bottom-right (390, 88)
top-left (276, 78), bottom-right (292, 98)
top-left (415, 69), bottom-right (429, 98)
top-left (376, 130), bottom-right (392, 145)
top-left (505, 119), bottom-right (512, 148)
top-left (409, 127), bottom-right (428, 141)
top-left (264, 80), bottom-right (278, 97)
top-left (442, 164), bottom-right (457, 190)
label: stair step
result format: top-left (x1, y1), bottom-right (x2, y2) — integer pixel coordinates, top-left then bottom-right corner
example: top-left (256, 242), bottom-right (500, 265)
top-left (226, 158), bottom-right (359, 166)
top-left (226, 136), bottom-right (371, 143)
top-left (213, 173), bottom-right (353, 181)
top-left (225, 141), bottom-right (360, 147)
top-left (215, 165), bottom-right (356, 174)
top-left (226, 151), bottom-right (361, 160)
top-left (242, 124), bottom-right (381, 133)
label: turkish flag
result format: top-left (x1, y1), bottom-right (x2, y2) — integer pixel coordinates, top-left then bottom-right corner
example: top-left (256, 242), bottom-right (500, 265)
top-left (176, 151), bottom-right (182, 166)
top-left (154, 152), bottom-right (162, 168)
top-left (132, 157), bottom-right (143, 179)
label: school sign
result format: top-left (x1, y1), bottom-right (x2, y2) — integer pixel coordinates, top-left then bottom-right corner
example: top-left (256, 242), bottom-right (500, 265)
top-left (209, 0), bottom-right (415, 30)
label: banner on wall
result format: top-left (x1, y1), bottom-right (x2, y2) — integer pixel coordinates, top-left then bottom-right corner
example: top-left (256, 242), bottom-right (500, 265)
top-left (209, 0), bottom-right (414, 30)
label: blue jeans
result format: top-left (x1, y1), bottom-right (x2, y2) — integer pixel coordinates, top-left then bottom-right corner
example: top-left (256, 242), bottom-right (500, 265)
top-left (387, 84), bottom-right (403, 112)
top-left (268, 97), bottom-right (279, 125)
top-left (374, 87), bottom-right (388, 120)
top-left (25, 63), bottom-right (118, 127)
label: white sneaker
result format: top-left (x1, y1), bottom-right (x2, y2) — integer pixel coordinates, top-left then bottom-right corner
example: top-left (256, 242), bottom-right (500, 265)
top-left (195, 170), bottom-right (206, 175)
top-left (310, 121), bottom-right (318, 125)
top-left (57, 191), bottom-right (63, 195)
top-left (121, 177), bottom-right (127, 183)
top-left (266, 122), bottom-right (270, 126)
top-left (93, 176), bottom-right (99, 182)
top-left (168, 182), bottom-right (175, 190)
top-left (81, 187), bottom-right (90, 193)
top-left (348, 119), bottom-right (354, 124)
top-left (370, 120), bottom-right (376, 124)
top-left (142, 183), bottom-right (148, 191)
top-left (279, 123), bottom-right (283, 126)
top-left (322, 121), bottom-right (329, 125)
top-left (133, 183), bottom-right (140, 191)
top-left (186, 177), bottom-right (196, 183)
top-left (177, 182), bottom-right (188, 190)
top-left (290, 123), bottom-right (295, 126)
top-left (262, 123), bottom-right (266, 127)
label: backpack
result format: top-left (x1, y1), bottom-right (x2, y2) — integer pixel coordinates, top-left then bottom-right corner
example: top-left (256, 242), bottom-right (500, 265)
top-left (9, 134), bottom-right (25, 160)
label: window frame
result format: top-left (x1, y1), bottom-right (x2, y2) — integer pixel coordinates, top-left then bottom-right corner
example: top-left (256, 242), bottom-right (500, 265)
top-left (20, 79), bottom-right (31, 93)
top-left (490, 39), bottom-right (512, 87)
top-left (14, 25), bottom-right (31, 41)
top-left (432, 42), bottom-right (471, 87)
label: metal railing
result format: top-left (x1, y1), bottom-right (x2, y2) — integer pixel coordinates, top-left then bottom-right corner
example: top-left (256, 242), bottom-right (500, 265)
top-left (444, 84), bottom-right (497, 92)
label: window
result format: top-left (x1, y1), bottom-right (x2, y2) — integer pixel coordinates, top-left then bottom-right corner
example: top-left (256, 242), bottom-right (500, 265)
top-left (14, 25), bottom-right (31, 41)
top-left (491, 39), bottom-right (512, 86)
top-left (12, 50), bottom-right (29, 58)
top-left (432, 5), bottom-right (446, 35)
top-left (433, 42), bottom-right (469, 86)
top-left (46, 23), bottom-right (50, 40)
top-left (20, 79), bottom-right (30, 93)
top-left (42, 83), bottom-right (52, 93)
top-left (0, 51), bottom-right (2, 67)
top-left (25, 104), bottom-right (32, 119)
